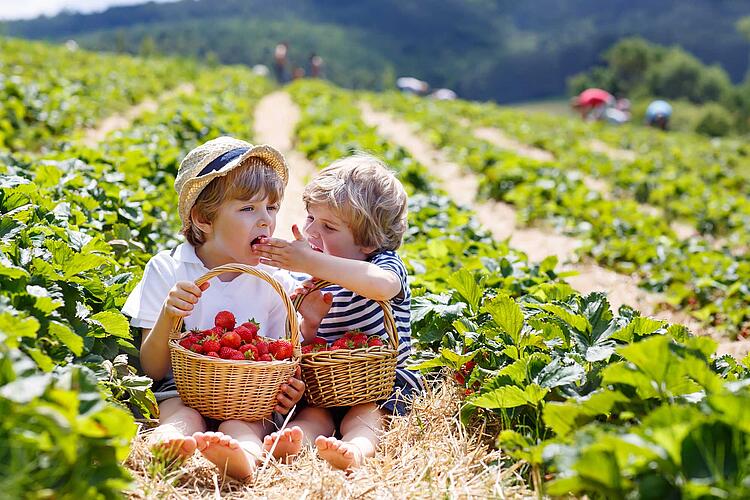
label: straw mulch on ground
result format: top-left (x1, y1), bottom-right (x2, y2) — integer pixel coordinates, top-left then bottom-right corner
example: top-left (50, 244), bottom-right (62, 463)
top-left (125, 381), bottom-right (532, 499)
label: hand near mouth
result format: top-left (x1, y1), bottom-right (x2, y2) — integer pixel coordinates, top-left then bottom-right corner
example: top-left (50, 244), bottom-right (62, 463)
top-left (252, 225), bottom-right (317, 272)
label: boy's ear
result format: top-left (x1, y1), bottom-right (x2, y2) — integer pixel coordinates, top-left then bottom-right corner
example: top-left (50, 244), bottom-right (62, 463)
top-left (190, 206), bottom-right (212, 234)
top-left (359, 244), bottom-right (377, 256)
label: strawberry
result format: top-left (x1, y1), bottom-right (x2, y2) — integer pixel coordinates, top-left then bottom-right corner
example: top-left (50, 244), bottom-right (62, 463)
top-left (189, 343), bottom-right (204, 354)
top-left (240, 319), bottom-right (260, 335)
top-left (454, 371), bottom-right (466, 385)
top-left (255, 340), bottom-right (269, 356)
top-left (302, 345), bottom-right (313, 354)
top-left (259, 353), bottom-right (273, 362)
top-left (219, 346), bottom-right (235, 359)
top-left (235, 325), bottom-right (256, 343)
top-left (202, 337), bottom-right (221, 353)
top-left (229, 351), bottom-right (246, 360)
top-left (214, 310), bottom-right (236, 330)
top-left (210, 325), bottom-right (225, 336)
top-left (270, 340), bottom-right (293, 360)
top-left (352, 333), bottom-right (368, 348)
top-left (179, 338), bottom-right (193, 349)
top-left (205, 351), bottom-right (219, 358)
top-left (305, 337), bottom-right (329, 353)
top-left (367, 336), bottom-right (384, 347)
top-left (220, 331), bottom-right (242, 349)
top-left (333, 336), bottom-right (357, 349)
top-left (239, 343), bottom-right (259, 360)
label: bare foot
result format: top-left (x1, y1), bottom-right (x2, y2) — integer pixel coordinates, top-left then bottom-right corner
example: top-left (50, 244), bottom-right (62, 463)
top-left (193, 431), bottom-right (256, 482)
top-left (148, 425), bottom-right (197, 461)
top-left (263, 426), bottom-right (304, 463)
top-left (315, 436), bottom-right (364, 471)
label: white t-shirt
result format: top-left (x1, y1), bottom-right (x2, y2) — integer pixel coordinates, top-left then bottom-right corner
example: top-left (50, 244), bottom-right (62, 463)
top-left (122, 243), bottom-right (298, 339)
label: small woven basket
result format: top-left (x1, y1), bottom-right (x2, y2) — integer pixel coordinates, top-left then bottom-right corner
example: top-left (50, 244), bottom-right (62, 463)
top-left (168, 263), bottom-right (300, 422)
top-left (294, 280), bottom-right (398, 407)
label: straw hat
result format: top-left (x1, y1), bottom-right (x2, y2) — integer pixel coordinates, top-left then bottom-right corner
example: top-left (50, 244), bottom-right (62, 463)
top-left (174, 136), bottom-right (288, 232)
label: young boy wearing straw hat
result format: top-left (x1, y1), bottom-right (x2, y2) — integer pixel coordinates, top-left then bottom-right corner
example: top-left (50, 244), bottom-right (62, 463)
top-left (123, 136), bottom-right (308, 481)
top-left (253, 153), bottom-right (424, 471)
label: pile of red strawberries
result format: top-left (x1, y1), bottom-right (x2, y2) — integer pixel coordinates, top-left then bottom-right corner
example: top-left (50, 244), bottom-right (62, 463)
top-left (178, 310), bottom-right (293, 361)
top-left (302, 330), bottom-right (385, 354)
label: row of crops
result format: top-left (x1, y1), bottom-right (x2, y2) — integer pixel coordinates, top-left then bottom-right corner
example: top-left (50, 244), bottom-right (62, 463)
top-left (365, 91), bottom-right (750, 340)
top-left (288, 79), bottom-right (750, 498)
top-left (1, 37), bottom-right (749, 498)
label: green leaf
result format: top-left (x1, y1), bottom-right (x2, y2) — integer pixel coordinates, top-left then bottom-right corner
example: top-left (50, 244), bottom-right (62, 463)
top-left (89, 311), bottom-right (131, 339)
top-left (482, 294), bottom-right (524, 343)
top-left (63, 253), bottom-right (108, 279)
top-left (446, 268), bottom-right (482, 313)
top-left (535, 357), bottom-right (585, 389)
top-left (48, 321), bottom-right (84, 356)
top-left (0, 313), bottom-right (39, 347)
top-left (532, 302), bottom-right (588, 332)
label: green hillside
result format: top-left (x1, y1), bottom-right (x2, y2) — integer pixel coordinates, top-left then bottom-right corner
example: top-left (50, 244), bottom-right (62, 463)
top-left (3, 0), bottom-right (750, 102)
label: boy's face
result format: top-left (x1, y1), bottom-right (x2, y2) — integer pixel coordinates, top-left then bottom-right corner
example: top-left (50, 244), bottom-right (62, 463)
top-left (201, 196), bottom-right (279, 266)
top-left (303, 203), bottom-right (373, 261)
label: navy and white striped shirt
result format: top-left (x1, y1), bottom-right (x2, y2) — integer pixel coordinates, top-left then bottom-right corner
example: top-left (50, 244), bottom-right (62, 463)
top-left (298, 251), bottom-right (424, 397)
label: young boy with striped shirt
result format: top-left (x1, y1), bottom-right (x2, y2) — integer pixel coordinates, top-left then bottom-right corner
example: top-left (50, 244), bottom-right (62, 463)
top-left (252, 153), bottom-right (423, 470)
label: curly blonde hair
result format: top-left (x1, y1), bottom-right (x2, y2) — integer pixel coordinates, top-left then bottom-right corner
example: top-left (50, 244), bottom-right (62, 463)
top-left (303, 153), bottom-right (408, 253)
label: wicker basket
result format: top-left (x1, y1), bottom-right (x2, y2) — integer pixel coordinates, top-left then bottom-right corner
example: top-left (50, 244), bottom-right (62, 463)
top-left (293, 280), bottom-right (398, 407)
top-left (168, 263), bottom-right (300, 422)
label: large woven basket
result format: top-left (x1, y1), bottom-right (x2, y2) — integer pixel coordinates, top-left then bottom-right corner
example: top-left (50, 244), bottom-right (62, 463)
top-left (168, 263), bottom-right (300, 422)
top-left (293, 280), bottom-right (398, 407)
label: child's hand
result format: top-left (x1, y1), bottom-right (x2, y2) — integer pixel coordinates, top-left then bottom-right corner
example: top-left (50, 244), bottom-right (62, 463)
top-left (253, 225), bottom-right (316, 272)
top-left (275, 366), bottom-right (306, 415)
top-left (293, 281), bottom-right (333, 342)
top-left (163, 281), bottom-right (210, 318)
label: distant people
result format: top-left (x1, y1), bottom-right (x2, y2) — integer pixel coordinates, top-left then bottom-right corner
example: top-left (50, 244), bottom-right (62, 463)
top-left (273, 41), bottom-right (289, 83)
top-left (604, 97), bottom-right (631, 125)
top-left (396, 76), bottom-right (429, 96)
top-left (571, 88), bottom-right (615, 121)
top-left (645, 100), bottom-right (673, 130)
top-left (429, 88), bottom-right (457, 100)
top-left (309, 53), bottom-right (324, 78)
top-left (292, 67), bottom-right (306, 80)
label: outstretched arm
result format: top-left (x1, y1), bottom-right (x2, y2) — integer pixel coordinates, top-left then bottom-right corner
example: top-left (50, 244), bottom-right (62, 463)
top-left (253, 225), bottom-right (400, 302)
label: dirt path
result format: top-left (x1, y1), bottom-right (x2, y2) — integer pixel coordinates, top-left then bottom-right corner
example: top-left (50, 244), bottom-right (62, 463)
top-left (80, 83), bottom-right (195, 147)
top-left (253, 91), bottom-right (318, 240)
top-left (358, 103), bottom-right (734, 347)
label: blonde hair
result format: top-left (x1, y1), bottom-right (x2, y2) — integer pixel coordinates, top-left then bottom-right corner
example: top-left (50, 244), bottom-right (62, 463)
top-left (184, 158), bottom-right (284, 247)
top-left (303, 154), bottom-right (408, 253)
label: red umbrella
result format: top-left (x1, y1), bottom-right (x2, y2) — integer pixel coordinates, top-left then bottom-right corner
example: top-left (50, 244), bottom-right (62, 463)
top-left (576, 88), bottom-right (613, 107)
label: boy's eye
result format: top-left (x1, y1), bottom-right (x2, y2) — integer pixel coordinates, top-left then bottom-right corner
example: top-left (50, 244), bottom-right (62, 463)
top-left (324, 224), bottom-right (336, 231)
top-left (268, 204), bottom-right (279, 212)
top-left (306, 215), bottom-right (314, 222)
top-left (241, 206), bottom-right (254, 212)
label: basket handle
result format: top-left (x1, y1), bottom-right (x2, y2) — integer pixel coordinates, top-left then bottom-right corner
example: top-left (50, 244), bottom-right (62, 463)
top-left (169, 263), bottom-right (300, 357)
top-left (292, 279), bottom-right (399, 350)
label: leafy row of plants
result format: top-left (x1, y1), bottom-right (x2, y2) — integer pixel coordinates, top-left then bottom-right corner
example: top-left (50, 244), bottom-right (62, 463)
top-left (437, 96), bottom-right (750, 246)
top-left (1, 41), bottom-right (273, 497)
top-left (289, 79), bottom-right (750, 498)
top-left (365, 91), bottom-right (750, 339)
top-left (0, 37), bottom-right (199, 151)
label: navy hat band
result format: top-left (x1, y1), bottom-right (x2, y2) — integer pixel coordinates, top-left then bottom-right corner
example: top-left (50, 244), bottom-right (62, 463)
top-left (198, 147), bottom-right (250, 177)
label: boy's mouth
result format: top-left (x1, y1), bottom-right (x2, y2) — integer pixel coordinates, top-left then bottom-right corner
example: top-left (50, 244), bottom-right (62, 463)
top-left (251, 235), bottom-right (267, 246)
top-left (308, 240), bottom-right (324, 252)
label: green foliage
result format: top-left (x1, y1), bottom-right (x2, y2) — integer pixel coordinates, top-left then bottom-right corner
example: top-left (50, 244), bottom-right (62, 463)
top-left (695, 103), bottom-right (734, 137)
top-left (5, 0), bottom-right (750, 103)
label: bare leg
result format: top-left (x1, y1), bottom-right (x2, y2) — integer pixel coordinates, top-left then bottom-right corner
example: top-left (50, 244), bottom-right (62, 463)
top-left (194, 419), bottom-right (270, 482)
top-left (148, 397), bottom-right (205, 460)
top-left (263, 407), bottom-right (335, 462)
top-left (316, 403), bottom-right (386, 470)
